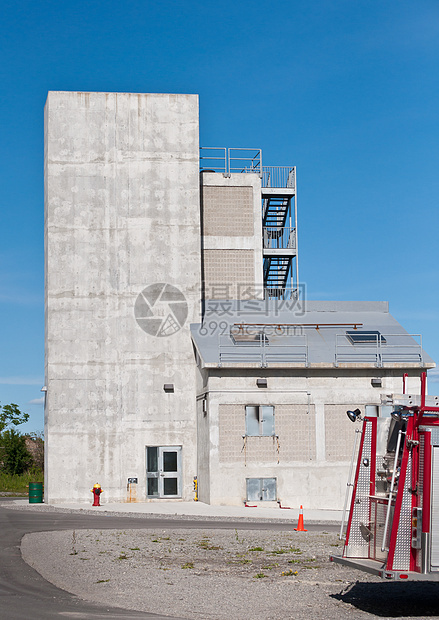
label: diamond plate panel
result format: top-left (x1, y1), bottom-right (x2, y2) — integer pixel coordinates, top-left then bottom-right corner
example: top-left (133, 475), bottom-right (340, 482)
top-left (429, 428), bottom-right (439, 446)
top-left (417, 435), bottom-right (425, 571)
top-left (393, 452), bottom-right (412, 571)
top-left (346, 420), bottom-right (372, 557)
top-left (371, 498), bottom-right (391, 562)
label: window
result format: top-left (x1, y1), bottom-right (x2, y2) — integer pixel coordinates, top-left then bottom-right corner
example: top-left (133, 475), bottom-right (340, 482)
top-left (246, 478), bottom-right (277, 501)
top-left (346, 330), bottom-right (386, 345)
top-left (245, 405), bottom-right (275, 436)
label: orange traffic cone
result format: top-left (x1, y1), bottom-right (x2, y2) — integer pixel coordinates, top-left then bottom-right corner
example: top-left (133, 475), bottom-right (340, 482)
top-left (294, 505), bottom-right (307, 531)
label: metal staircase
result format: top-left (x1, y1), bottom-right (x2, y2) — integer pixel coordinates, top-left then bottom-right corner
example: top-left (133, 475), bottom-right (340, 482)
top-left (199, 147), bottom-right (299, 301)
top-left (262, 179), bottom-right (297, 300)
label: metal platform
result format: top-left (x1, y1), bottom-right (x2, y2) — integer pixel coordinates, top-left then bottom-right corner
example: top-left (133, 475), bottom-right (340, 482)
top-left (331, 555), bottom-right (439, 581)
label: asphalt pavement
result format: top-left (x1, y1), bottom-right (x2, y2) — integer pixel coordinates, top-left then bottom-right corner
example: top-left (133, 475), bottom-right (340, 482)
top-left (0, 500), bottom-right (337, 619)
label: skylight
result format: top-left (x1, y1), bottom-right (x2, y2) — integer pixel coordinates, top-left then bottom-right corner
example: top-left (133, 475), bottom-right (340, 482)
top-left (346, 331), bottom-right (386, 345)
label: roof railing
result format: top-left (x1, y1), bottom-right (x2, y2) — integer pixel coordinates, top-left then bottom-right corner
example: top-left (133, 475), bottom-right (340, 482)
top-left (218, 332), bottom-right (308, 367)
top-left (200, 147), bottom-right (295, 189)
top-left (335, 333), bottom-right (424, 367)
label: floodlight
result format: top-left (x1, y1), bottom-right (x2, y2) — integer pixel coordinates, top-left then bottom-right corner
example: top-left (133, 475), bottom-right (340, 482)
top-left (347, 408), bottom-right (362, 423)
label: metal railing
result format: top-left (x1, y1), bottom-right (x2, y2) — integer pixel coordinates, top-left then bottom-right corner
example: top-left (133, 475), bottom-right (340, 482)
top-left (335, 333), bottom-right (424, 367)
top-left (262, 167), bottom-right (295, 189)
top-left (263, 287), bottom-right (298, 300)
top-left (263, 227), bottom-right (296, 250)
top-left (200, 147), bottom-right (295, 189)
top-left (199, 147), bottom-right (227, 173)
top-left (218, 332), bottom-right (308, 367)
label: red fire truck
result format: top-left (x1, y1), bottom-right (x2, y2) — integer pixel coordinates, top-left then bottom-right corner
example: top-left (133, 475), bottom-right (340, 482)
top-left (332, 372), bottom-right (439, 580)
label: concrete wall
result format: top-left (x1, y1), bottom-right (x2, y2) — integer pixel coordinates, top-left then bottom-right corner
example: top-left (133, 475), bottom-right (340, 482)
top-left (45, 92), bottom-right (201, 503)
top-left (200, 369), bottom-right (422, 509)
top-left (200, 173), bottom-right (263, 299)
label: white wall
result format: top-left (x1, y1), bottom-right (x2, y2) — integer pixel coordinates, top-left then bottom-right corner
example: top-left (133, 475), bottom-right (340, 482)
top-left (201, 370), bottom-right (419, 509)
top-left (45, 92), bottom-right (201, 503)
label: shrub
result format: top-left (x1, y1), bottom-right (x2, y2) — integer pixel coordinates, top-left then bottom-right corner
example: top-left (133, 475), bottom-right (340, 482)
top-left (0, 429), bottom-right (33, 475)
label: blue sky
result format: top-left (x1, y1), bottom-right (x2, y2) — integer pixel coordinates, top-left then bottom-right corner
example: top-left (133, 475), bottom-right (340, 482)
top-left (1, 0), bottom-right (438, 433)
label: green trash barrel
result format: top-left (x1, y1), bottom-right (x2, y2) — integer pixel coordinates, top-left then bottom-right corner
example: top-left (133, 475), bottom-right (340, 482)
top-left (29, 482), bottom-right (43, 503)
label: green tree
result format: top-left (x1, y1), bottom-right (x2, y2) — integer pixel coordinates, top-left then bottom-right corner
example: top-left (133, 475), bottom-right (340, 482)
top-left (0, 403), bottom-right (29, 432)
top-left (0, 429), bottom-right (33, 475)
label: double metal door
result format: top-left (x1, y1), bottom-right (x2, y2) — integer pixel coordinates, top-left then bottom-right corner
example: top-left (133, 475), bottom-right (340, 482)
top-left (146, 446), bottom-right (182, 498)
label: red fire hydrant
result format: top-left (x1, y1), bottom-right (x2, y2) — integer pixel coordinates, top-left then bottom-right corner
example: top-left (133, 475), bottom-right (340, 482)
top-left (91, 483), bottom-right (103, 506)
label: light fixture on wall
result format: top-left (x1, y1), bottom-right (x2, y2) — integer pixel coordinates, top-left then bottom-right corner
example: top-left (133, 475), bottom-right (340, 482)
top-left (346, 408), bottom-right (362, 423)
top-left (41, 386), bottom-right (47, 392)
top-left (256, 378), bottom-right (268, 388)
top-left (371, 378), bottom-right (382, 387)
top-left (163, 384), bottom-right (174, 393)
top-left (391, 407), bottom-right (405, 421)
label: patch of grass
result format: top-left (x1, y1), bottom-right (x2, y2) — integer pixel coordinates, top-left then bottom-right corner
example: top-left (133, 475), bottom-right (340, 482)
top-left (0, 469), bottom-right (43, 494)
top-left (96, 579), bottom-right (110, 583)
top-left (253, 573), bottom-right (267, 579)
top-left (249, 546), bottom-right (264, 552)
top-left (235, 558), bottom-right (252, 564)
top-left (197, 540), bottom-right (222, 550)
top-left (152, 539), bottom-right (160, 543)
top-left (118, 553), bottom-right (128, 560)
top-left (181, 562), bottom-right (194, 569)
top-left (130, 547), bottom-right (140, 551)
top-left (287, 559), bottom-right (301, 564)
top-left (271, 547), bottom-right (301, 555)
top-left (262, 563), bottom-right (278, 570)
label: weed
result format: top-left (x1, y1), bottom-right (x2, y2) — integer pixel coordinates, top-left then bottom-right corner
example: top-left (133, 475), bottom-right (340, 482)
top-left (181, 562), bottom-right (194, 569)
top-left (130, 547), bottom-right (140, 551)
top-left (262, 564), bottom-right (279, 570)
top-left (70, 531), bottom-right (77, 556)
top-left (287, 559), bottom-right (301, 564)
top-left (249, 546), bottom-right (264, 552)
top-left (281, 569), bottom-right (298, 577)
top-left (96, 579), bottom-right (110, 583)
top-left (118, 553), bottom-right (128, 560)
top-left (234, 529), bottom-right (243, 543)
top-left (253, 573), bottom-right (267, 579)
top-left (152, 539), bottom-right (160, 543)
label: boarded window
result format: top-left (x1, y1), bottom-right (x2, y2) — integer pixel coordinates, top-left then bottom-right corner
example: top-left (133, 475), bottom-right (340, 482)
top-left (245, 405), bottom-right (275, 436)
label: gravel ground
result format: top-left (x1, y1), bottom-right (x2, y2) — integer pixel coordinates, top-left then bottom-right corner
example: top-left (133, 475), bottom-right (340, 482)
top-left (21, 528), bottom-right (439, 620)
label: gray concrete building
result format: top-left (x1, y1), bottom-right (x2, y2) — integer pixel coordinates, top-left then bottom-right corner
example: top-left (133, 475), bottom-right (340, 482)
top-left (44, 91), bottom-right (434, 507)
